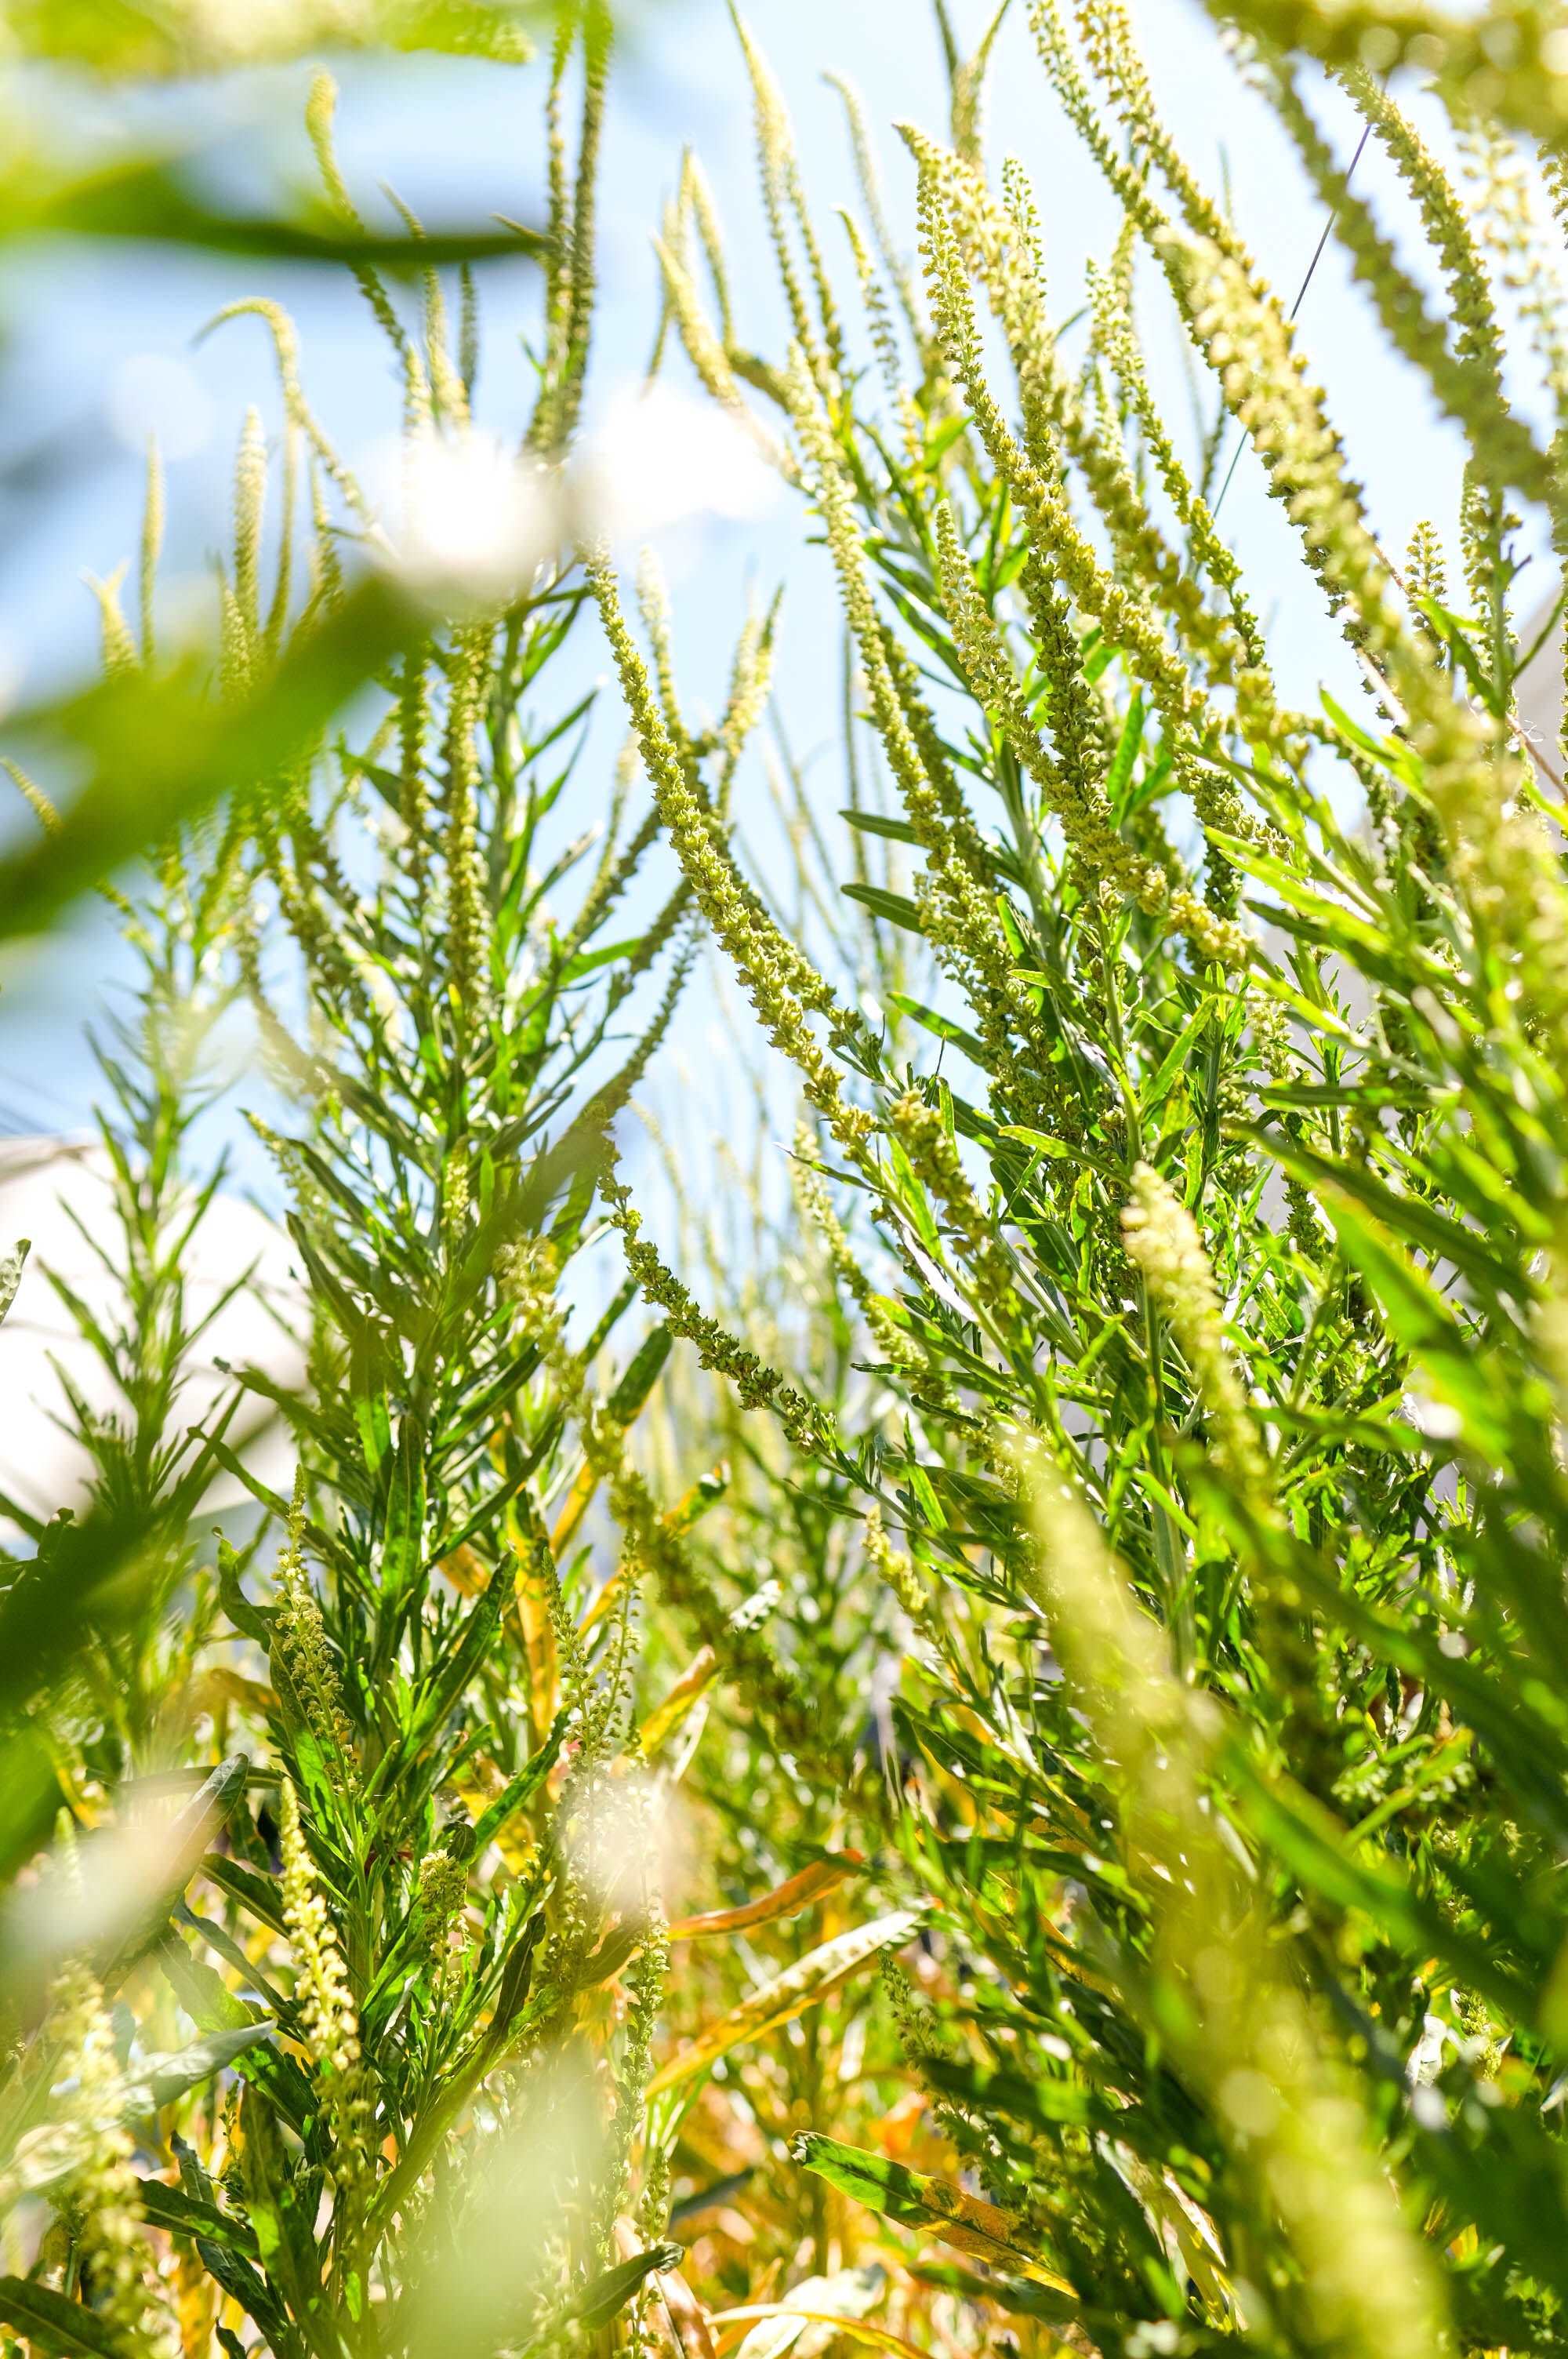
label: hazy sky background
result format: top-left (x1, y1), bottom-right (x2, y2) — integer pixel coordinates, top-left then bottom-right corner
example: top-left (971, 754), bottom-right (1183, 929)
top-left (0, 0), bottom-right (1529, 1177)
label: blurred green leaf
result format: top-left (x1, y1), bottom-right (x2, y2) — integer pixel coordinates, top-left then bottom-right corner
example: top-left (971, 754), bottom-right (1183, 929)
top-left (0, 2278), bottom-right (141, 2359)
top-left (4, 151), bottom-right (546, 264)
top-left (0, 571), bottom-right (419, 944)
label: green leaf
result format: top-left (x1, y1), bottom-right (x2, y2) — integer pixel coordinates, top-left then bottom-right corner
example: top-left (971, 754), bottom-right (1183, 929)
top-left (1320, 1190), bottom-right (1518, 1460)
top-left (217, 1536), bottom-right (270, 1645)
top-left (353, 1369), bottom-right (394, 1481)
top-left (201, 1855), bottom-right (289, 1938)
top-left (470, 1717), bottom-right (565, 1853)
top-left (1225, 1754), bottom-right (1536, 2019)
top-left (98, 1754), bottom-right (249, 1990)
top-left (0, 2279), bottom-right (140, 2359)
top-left (888, 992), bottom-right (989, 1067)
top-left (241, 2085), bottom-right (327, 2335)
top-left (788, 2137), bottom-right (1076, 2296)
top-left (392, 1554), bottom-right (515, 1770)
top-left (0, 572), bottom-right (417, 947)
top-left (136, 2177), bottom-right (261, 2260)
top-left (841, 881), bottom-right (927, 935)
top-left (1257, 1129), bottom-right (1530, 1309)
top-left (379, 1411), bottom-right (429, 1628)
top-left (906, 2261), bottom-right (1081, 2329)
top-left (0, 1237), bottom-right (27, 1326)
top-left (125, 2021), bottom-right (274, 2111)
top-left (193, 2234), bottom-right (296, 2355)
top-left (607, 1325), bottom-right (673, 1423)
top-left (839, 807), bottom-right (922, 847)
top-left (5, 0), bottom-right (541, 71)
top-left (563, 2245), bottom-right (685, 2332)
top-left (65, 178), bottom-right (546, 264)
top-left (1104, 692), bottom-right (1145, 819)
top-left (485, 1907), bottom-right (546, 2052)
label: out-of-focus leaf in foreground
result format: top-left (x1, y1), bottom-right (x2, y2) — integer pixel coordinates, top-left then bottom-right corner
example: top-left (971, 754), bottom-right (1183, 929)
top-left (0, 141), bottom-right (549, 266)
top-left (0, 570), bottom-right (418, 943)
top-left (0, 0), bottom-right (545, 74)
top-left (0, 147), bottom-right (548, 265)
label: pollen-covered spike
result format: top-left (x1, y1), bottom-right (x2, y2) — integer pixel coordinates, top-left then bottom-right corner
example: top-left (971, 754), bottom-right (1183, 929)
top-left (826, 71), bottom-right (924, 348)
top-left (306, 70), bottom-right (359, 227)
top-left (83, 562), bottom-right (138, 678)
top-left (682, 148), bottom-right (734, 346)
top-left (232, 404), bottom-right (267, 654)
top-left (205, 297), bottom-right (373, 522)
top-left (459, 263), bottom-right (480, 405)
top-left (1121, 1160), bottom-right (1269, 1493)
top-left (441, 623), bottom-right (493, 1032)
top-left (4, 756), bottom-right (59, 834)
top-left (731, 9), bottom-right (840, 389)
top-left (950, 0), bottom-right (1012, 165)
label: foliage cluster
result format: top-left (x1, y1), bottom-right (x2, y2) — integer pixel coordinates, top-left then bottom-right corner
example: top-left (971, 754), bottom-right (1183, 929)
top-left (7, 5), bottom-right (1568, 2359)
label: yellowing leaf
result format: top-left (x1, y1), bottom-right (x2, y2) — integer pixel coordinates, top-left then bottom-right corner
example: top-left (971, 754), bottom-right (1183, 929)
top-left (720, 2266), bottom-right (887, 2359)
top-left (790, 2135), bottom-right (1076, 2302)
top-left (713, 2315), bottom-right (926, 2359)
top-left (187, 1667), bottom-right (278, 1720)
top-left (666, 1851), bottom-right (862, 1940)
top-left (647, 1911), bottom-right (920, 2096)
top-left (551, 1458), bottom-right (598, 1558)
top-left (641, 1647), bottom-right (720, 1757)
top-left (662, 1462), bottom-right (729, 1535)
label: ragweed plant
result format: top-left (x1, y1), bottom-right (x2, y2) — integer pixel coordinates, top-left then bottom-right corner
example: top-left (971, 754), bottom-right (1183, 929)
top-left (0, 795), bottom-right (268, 1781)
top-left (596, 7), bottom-right (1568, 2357)
top-left (0, 20), bottom-right (756, 2359)
top-left (114, 34), bottom-right (736, 2359)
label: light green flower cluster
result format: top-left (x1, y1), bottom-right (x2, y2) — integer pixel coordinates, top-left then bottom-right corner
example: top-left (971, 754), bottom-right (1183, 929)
top-left (887, 1089), bottom-right (1022, 1341)
top-left (931, 496), bottom-right (1157, 925)
top-left (863, 1499), bottom-right (935, 1636)
top-left (1006, 1430), bottom-right (1443, 2359)
top-left (732, 9), bottom-right (841, 395)
top-left (279, 1776), bottom-right (372, 2234)
top-left (1122, 1161), bottom-right (1269, 1492)
top-left (931, 497), bottom-right (1247, 969)
top-left (529, 2), bottom-right (610, 459)
top-left (442, 621), bottom-right (493, 1032)
top-left (604, 1173), bottom-right (834, 1458)
top-left (499, 1212), bottom-right (822, 1765)
top-left (280, 1779), bottom-right (362, 2088)
top-left (1149, 213), bottom-right (1568, 1027)
top-left (2, 1944), bottom-right (176, 2356)
top-left (786, 361), bottom-right (1077, 1121)
top-left (587, 550), bottom-right (875, 1160)
top-left (904, 119), bottom-right (1273, 941)
top-left (909, 129), bottom-right (1199, 738)
top-left (274, 1476), bottom-right (358, 1775)
top-left (790, 1122), bottom-right (926, 1380)
top-left (418, 1847), bottom-right (470, 1977)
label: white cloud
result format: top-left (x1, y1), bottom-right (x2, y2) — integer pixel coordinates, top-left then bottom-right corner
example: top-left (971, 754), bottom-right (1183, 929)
top-left (369, 431), bottom-right (561, 605)
top-left (579, 380), bottom-right (779, 545)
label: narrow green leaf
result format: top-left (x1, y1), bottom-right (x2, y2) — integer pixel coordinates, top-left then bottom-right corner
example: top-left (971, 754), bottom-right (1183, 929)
top-left (0, 2278), bottom-right (140, 2359)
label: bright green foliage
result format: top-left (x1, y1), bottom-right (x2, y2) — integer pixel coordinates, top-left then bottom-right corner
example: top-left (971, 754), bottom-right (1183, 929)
top-left (0, 33), bottom-right (715, 2359)
top-left (606, 7), bottom-right (1568, 2357)
top-left (12, 5), bottom-right (1568, 2359)
top-left (2, 0), bottom-right (542, 75)
top-left (0, 834), bottom-right (256, 1770)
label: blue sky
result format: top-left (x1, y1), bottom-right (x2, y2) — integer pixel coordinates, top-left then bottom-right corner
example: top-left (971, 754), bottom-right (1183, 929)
top-left (0, 0), bottom-right (1524, 1172)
